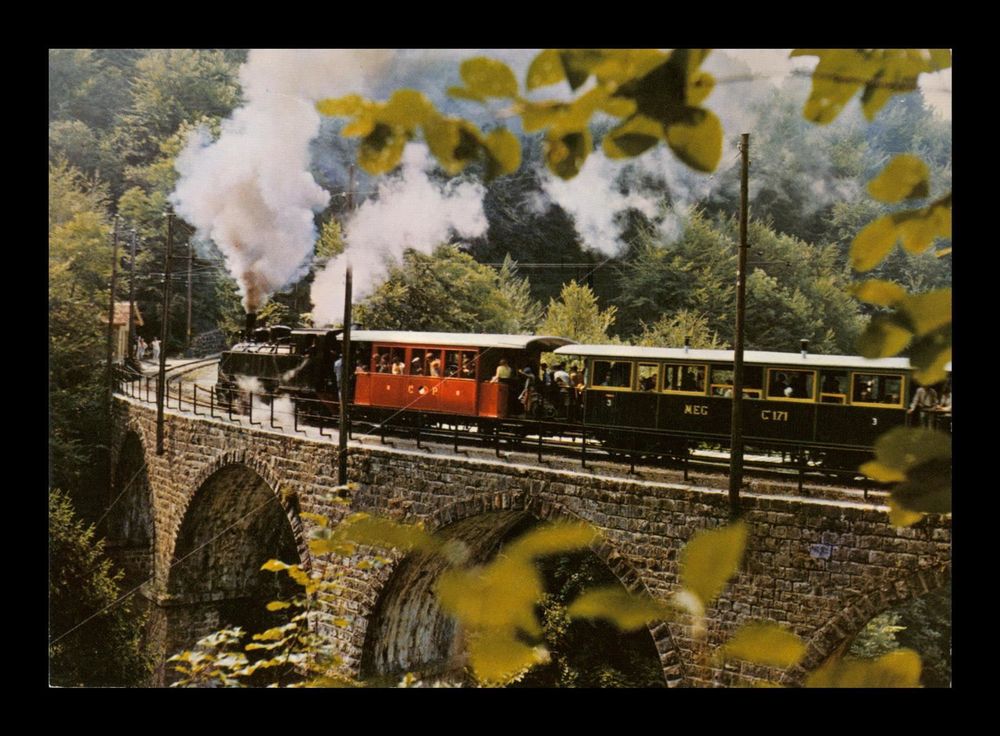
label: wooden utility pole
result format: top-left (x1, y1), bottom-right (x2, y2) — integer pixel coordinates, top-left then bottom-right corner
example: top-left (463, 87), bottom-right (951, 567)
top-left (338, 266), bottom-right (353, 486)
top-left (186, 240), bottom-right (194, 351)
top-left (126, 230), bottom-right (138, 362)
top-left (156, 211), bottom-right (173, 455)
top-left (346, 163), bottom-right (356, 213)
top-left (105, 216), bottom-right (120, 512)
top-left (105, 216), bottom-right (120, 403)
top-left (728, 133), bottom-right (750, 519)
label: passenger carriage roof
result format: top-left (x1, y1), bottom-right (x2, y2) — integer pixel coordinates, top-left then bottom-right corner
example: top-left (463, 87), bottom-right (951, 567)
top-left (343, 331), bottom-right (575, 351)
top-left (554, 344), bottom-right (916, 371)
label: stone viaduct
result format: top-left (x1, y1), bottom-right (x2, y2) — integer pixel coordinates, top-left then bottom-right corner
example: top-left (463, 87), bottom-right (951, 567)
top-left (107, 394), bottom-right (951, 687)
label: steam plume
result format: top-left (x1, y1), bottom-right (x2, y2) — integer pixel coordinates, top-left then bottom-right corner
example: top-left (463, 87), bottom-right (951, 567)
top-left (310, 143), bottom-right (488, 327)
top-left (170, 49), bottom-right (392, 312)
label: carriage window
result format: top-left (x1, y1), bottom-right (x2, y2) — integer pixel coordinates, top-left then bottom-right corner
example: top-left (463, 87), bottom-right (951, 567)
top-left (412, 349), bottom-right (444, 377)
top-left (710, 366), bottom-right (733, 397)
top-left (637, 363), bottom-right (659, 391)
top-left (820, 370), bottom-right (848, 404)
top-left (852, 373), bottom-right (904, 407)
top-left (663, 363), bottom-right (706, 394)
top-left (767, 369), bottom-right (815, 400)
top-left (377, 347), bottom-right (406, 374)
top-left (591, 360), bottom-right (632, 389)
top-left (444, 350), bottom-right (478, 379)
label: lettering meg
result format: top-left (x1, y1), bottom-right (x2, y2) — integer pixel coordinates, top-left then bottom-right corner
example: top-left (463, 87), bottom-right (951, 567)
top-left (683, 404), bottom-right (708, 416)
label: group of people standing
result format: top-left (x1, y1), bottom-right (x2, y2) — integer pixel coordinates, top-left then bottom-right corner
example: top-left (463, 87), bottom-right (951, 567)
top-left (132, 336), bottom-right (161, 365)
top-left (908, 382), bottom-right (952, 430)
top-left (491, 359), bottom-right (584, 417)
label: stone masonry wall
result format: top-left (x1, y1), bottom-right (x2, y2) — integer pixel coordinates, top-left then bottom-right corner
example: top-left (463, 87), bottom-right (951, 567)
top-left (112, 396), bottom-right (951, 687)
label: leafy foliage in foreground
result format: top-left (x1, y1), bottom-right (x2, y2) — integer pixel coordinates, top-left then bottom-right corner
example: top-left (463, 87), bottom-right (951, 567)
top-left (49, 490), bottom-right (151, 687)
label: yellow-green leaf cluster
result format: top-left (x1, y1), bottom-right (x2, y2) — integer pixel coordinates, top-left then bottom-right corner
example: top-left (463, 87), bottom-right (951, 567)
top-left (851, 194), bottom-right (951, 272)
top-left (805, 649), bottom-right (922, 687)
top-left (672, 521), bottom-right (747, 633)
top-left (567, 586), bottom-right (672, 632)
top-left (719, 622), bottom-right (806, 669)
top-left (854, 282), bottom-right (951, 384)
top-left (317, 88), bottom-right (519, 180)
top-left (860, 427), bottom-right (951, 525)
top-left (792, 49), bottom-right (951, 124)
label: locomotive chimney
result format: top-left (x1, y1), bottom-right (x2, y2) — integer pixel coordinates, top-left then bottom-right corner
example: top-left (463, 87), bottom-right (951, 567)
top-left (246, 312), bottom-right (257, 341)
top-left (800, 339), bottom-right (809, 358)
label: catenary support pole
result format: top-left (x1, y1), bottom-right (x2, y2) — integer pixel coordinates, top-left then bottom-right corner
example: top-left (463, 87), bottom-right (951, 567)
top-left (338, 266), bottom-right (353, 485)
top-left (156, 210), bottom-right (173, 455)
top-left (728, 133), bottom-right (750, 519)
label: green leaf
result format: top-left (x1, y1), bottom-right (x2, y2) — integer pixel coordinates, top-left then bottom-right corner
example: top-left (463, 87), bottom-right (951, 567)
top-left (520, 101), bottom-right (570, 133)
top-left (721, 623), bottom-right (807, 668)
top-left (379, 89), bottom-right (434, 128)
top-left (299, 512), bottom-right (329, 528)
top-left (483, 128), bottom-right (522, 179)
top-left (896, 194), bottom-right (952, 254)
top-left (316, 94), bottom-right (369, 117)
top-left (545, 128), bottom-right (592, 180)
top-left (805, 649), bottom-right (922, 688)
top-left (358, 123), bottom-right (407, 175)
top-left (466, 627), bottom-right (549, 685)
top-left (559, 50), bottom-right (606, 90)
top-left (527, 49), bottom-right (565, 90)
top-left (679, 521), bottom-right (747, 606)
top-left (567, 586), bottom-right (670, 631)
top-left (860, 427), bottom-right (951, 523)
top-left (460, 57), bottom-right (518, 99)
top-left (902, 289), bottom-right (951, 335)
top-left (851, 215), bottom-right (898, 272)
top-left (505, 521), bottom-right (599, 561)
top-left (265, 600), bottom-right (292, 612)
top-left (861, 426), bottom-right (951, 483)
top-left (603, 115), bottom-right (665, 159)
top-left (424, 116), bottom-right (485, 175)
top-left (868, 154), bottom-right (930, 203)
top-left (436, 556), bottom-right (542, 636)
top-left (887, 499), bottom-right (925, 527)
top-left (857, 314), bottom-right (913, 359)
top-left (335, 513), bottom-right (438, 554)
top-left (852, 280), bottom-right (907, 307)
top-left (909, 326), bottom-right (952, 385)
top-left (665, 108), bottom-right (723, 173)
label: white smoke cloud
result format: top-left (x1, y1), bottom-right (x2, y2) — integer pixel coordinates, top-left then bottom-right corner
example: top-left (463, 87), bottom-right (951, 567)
top-left (171, 49), bottom-right (393, 312)
top-left (310, 143), bottom-right (488, 327)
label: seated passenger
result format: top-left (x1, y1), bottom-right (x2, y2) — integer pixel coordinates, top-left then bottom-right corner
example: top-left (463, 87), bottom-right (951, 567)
top-left (639, 375), bottom-right (656, 391)
top-left (377, 354), bottom-right (390, 373)
top-left (392, 361), bottom-right (404, 375)
top-left (411, 356), bottom-right (423, 375)
top-left (491, 358), bottom-right (513, 383)
top-left (427, 352), bottom-right (442, 377)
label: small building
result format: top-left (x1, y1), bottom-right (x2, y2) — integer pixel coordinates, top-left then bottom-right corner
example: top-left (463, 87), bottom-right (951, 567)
top-left (108, 302), bottom-right (143, 363)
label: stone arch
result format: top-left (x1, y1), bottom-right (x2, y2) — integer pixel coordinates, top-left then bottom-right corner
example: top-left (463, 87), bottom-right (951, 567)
top-left (160, 458), bottom-right (307, 665)
top-left (356, 491), bottom-right (681, 686)
top-left (105, 430), bottom-right (155, 589)
top-left (780, 564), bottom-right (951, 687)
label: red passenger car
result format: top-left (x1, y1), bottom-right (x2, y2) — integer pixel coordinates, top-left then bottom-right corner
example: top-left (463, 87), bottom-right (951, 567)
top-left (348, 331), bottom-right (574, 419)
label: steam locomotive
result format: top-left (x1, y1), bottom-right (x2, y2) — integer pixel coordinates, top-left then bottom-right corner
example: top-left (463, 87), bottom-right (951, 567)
top-left (216, 314), bottom-right (949, 469)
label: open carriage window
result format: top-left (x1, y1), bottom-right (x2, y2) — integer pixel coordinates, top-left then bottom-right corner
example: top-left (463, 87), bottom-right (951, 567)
top-left (767, 369), bottom-right (815, 401)
top-left (852, 373), bottom-right (904, 407)
top-left (591, 360), bottom-right (632, 389)
top-left (444, 350), bottom-right (478, 379)
top-left (663, 363), bottom-right (706, 394)
top-left (820, 370), bottom-right (848, 404)
top-left (637, 363), bottom-right (659, 391)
